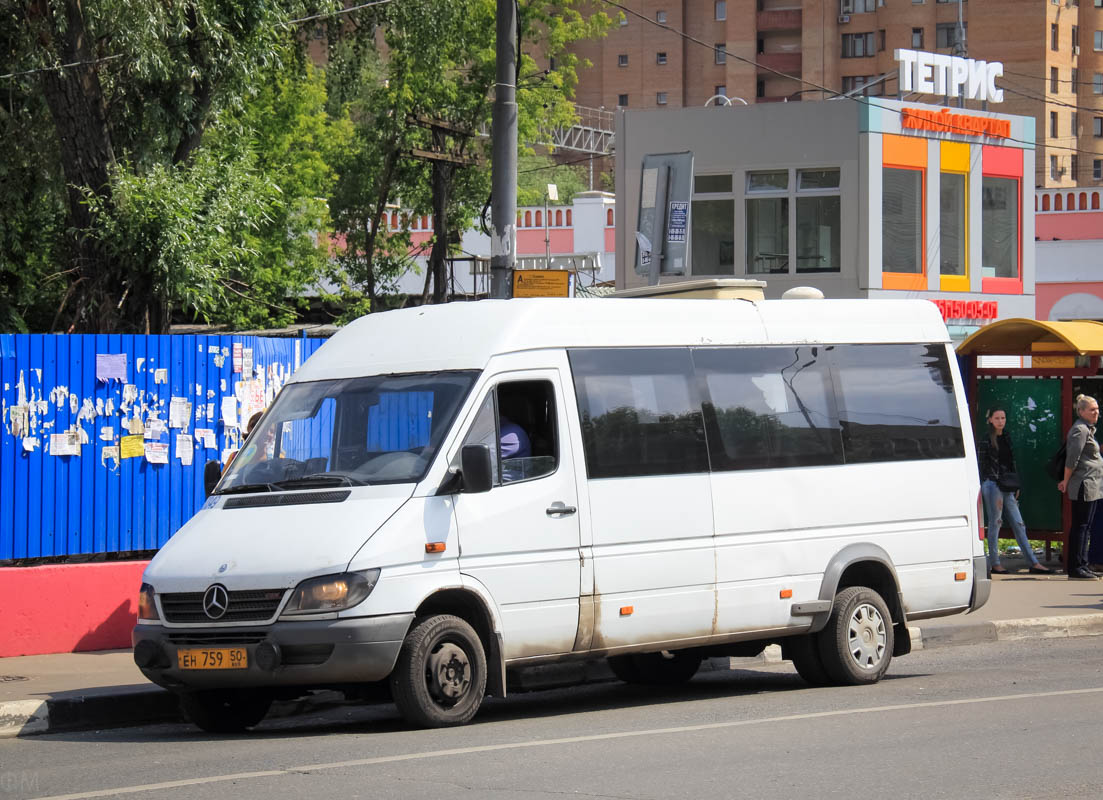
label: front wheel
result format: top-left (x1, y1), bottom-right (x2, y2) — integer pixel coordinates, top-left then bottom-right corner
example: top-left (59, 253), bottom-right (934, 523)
top-left (816, 586), bottom-right (894, 685)
top-left (391, 614), bottom-right (487, 728)
top-left (179, 689), bottom-right (272, 733)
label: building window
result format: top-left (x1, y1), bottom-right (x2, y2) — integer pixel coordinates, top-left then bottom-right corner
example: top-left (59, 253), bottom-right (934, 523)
top-left (1072, 155), bottom-right (1079, 179)
top-left (883, 167), bottom-right (923, 275)
top-left (746, 170), bottom-right (789, 275)
top-left (879, 29), bottom-right (886, 51)
top-left (1052, 23), bottom-right (1059, 51)
top-left (715, 43), bottom-right (726, 64)
top-left (842, 0), bottom-right (876, 10)
top-left (618, 54), bottom-right (628, 67)
top-left (1095, 30), bottom-right (1103, 51)
top-left (656, 92), bottom-right (668, 105)
top-left (620, 14), bottom-right (627, 26)
top-left (1051, 68), bottom-right (1059, 93)
top-left (617, 94), bottom-right (628, 107)
top-left (1073, 69), bottom-right (1079, 90)
top-left (940, 172), bottom-right (966, 277)
top-left (657, 52), bottom-right (667, 65)
top-left (715, 84), bottom-right (727, 97)
top-left (796, 169), bottom-right (842, 273)
top-left (1073, 26), bottom-right (1080, 52)
top-left (912, 27), bottom-right (924, 48)
top-left (715, 0), bottom-right (726, 20)
top-left (843, 75), bottom-right (880, 96)
top-left (1095, 73), bottom-right (1103, 94)
top-left (1095, 117), bottom-right (1103, 137)
top-left (1051, 155), bottom-right (1059, 180)
top-left (1095, 160), bottom-right (1102, 180)
top-left (982, 177), bottom-right (1019, 280)
top-left (936, 23), bottom-right (966, 49)
top-left (1051, 111), bottom-right (1059, 137)
top-left (756, 78), bottom-right (766, 98)
top-left (842, 32), bottom-right (875, 58)
top-left (1073, 112), bottom-right (1079, 136)
top-left (656, 10), bottom-right (667, 23)
top-left (692, 175), bottom-right (734, 276)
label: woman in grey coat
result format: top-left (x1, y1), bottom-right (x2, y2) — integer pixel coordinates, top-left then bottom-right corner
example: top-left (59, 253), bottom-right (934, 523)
top-left (1057, 394), bottom-right (1103, 580)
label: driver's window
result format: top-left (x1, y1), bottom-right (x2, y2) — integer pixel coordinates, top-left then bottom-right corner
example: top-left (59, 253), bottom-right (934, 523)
top-left (459, 379), bottom-right (558, 487)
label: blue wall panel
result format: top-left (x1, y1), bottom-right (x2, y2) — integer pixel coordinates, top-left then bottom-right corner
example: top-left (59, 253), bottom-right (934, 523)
top-left (0, 334), bottom-right (327, 560)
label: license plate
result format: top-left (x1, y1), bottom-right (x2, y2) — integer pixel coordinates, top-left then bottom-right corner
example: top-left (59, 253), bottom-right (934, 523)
top-left (178, 647), bottom-right (248, 670)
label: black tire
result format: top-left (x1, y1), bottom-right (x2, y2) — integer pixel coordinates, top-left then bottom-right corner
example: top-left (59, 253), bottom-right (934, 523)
top-left (390, 614), bottom-right (487, 728)
top-left (607, 651), bottom-right (702, 685)
top-left (816, 586), bottom-right (894, 685)
top-left (179, 689), bottom-right (272, 733)
top-left (785, 634), bottom-right (833, 687)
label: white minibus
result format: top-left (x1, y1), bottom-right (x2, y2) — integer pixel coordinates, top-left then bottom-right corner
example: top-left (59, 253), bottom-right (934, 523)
top-left (133, 297), bottom-right (988, 731)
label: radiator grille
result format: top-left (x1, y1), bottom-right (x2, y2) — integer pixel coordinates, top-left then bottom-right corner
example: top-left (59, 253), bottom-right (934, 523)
top-left (161, 589), bottom-right (286, 623)
top-left (165, 631), bottom-right (268, 645)
top-left (223, 490), bottom-right (350, 509)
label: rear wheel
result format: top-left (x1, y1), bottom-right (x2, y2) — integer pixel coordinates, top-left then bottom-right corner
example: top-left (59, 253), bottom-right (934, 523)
top-left (816, 586), bottom-right (894, 685)
top-left (179, 689), bottom-right (272, 733)
top-left (391, 614), bottom-right (487, 728)
top-left (607, 651), bottom-right (702, 685)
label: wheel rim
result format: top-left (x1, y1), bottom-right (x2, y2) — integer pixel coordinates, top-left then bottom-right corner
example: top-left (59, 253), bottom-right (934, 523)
top-left (425, 640), bottom-right (471, 707)
top-left (847, 602), bottom-right (887, 670)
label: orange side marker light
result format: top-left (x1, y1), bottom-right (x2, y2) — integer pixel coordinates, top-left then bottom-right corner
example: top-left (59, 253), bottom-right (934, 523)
top-left (779, 589), bottom-right (793, 599)
top-left (954, 571), bottom-right (967, 581)
top-left (425, 542), bottom-right (446, 554)
top-left (619, 606), bottom-right (634, 616)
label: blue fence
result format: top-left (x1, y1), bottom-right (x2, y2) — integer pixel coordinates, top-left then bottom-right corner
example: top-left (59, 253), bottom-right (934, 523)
top-left (0, 334), bottom-right (325, 561)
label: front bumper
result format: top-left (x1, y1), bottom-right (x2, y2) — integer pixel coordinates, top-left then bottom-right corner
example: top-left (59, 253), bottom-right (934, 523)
top-left (132, 613), bottom-right (414, 691)
top-left (969, 554), bottom-right (991, 612)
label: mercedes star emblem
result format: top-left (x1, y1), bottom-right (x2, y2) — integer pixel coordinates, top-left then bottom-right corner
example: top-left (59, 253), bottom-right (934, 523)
top-left (202, 584), bottom-right (229, 620)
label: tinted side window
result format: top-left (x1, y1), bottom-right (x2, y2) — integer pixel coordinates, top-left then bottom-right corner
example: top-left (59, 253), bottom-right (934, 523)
top-left (694, 346), bottom-right (844, 470)
top-left (831, 344), bottom-right (964, 462)
top-left (569, 348), bottom-right (708, 478)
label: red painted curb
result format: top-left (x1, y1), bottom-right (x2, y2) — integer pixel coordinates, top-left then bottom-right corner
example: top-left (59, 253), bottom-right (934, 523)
top-left (0, 561), bottom-right (149, 657)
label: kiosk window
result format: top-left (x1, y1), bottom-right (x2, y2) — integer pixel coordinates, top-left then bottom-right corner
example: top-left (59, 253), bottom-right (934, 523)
top-left (694, 346), bottom-right (843, 471)
top-left (570, 348), bottom-right (708, 478)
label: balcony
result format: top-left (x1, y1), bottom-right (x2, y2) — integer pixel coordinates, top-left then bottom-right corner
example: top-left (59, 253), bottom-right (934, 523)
top-left (757, 9), bottom-right (801, 32)
top-left (756, 52), bottom-right (802, 74)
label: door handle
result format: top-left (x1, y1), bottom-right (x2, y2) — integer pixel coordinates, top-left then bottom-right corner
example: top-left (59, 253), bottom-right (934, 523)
top-left (546, 502), bottom-right (577, 517)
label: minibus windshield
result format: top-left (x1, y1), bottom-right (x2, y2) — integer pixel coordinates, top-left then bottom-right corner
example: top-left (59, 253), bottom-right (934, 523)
top-left (215, 371), bottom-right (478, 493)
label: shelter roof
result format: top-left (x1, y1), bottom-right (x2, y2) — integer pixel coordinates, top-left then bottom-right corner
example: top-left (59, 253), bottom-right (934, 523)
top-left (957, 318), bottom-right (1103, 356)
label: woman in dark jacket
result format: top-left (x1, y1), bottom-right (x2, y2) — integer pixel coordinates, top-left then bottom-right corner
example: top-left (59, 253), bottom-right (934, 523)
top-left (978, 407), bottom-right (1049, 574)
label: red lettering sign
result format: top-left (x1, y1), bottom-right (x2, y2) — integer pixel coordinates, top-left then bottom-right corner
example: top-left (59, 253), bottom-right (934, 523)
top-left (931, 299), bottom-right (998, 321)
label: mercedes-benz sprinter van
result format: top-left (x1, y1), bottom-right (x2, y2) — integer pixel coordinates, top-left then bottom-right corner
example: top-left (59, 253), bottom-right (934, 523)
top-left (133, 297), bottom-right (988, 731)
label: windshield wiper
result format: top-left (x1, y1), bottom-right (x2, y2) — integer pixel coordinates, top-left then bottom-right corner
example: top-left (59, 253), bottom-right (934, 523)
top-left (214, 482), bottom-right (277, 495)
top-left (273, 473), bottom-right (366, 489)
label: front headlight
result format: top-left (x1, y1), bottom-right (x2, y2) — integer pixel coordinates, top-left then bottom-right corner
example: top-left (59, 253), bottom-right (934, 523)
top-left (282, 569), bottom-right (381, 615)
top-left (137, 583), bottom-right (159, 621)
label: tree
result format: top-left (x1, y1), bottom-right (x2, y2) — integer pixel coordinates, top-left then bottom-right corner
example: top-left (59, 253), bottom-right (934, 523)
top-left (6, 0), bottom-right (336, 332)
top-left (517, 154), bottom-right (591, 207)
top-left (322, 0), bottom-right (611, 316)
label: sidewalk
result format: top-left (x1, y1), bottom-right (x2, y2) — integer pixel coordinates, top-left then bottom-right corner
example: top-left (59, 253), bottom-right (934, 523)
top-left (3, 556), bottom-right (1101, 738)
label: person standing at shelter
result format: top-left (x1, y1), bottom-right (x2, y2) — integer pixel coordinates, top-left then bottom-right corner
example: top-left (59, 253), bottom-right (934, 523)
top-left (1057, 395), bottom-right (1103, 580)
top-left (978, 407), bottom-right (1050, 575)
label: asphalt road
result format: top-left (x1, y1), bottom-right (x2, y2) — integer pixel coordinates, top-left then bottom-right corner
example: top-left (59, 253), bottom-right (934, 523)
top-left (2, 638), bottom-right (1102, 800)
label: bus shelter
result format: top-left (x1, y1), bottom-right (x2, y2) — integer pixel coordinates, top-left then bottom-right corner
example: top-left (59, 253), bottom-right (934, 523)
top-left (957, 319), bottom-right (1103, 565)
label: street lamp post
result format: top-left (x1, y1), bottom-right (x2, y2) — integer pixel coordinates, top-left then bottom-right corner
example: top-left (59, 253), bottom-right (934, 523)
top-left (544, 183), bottom-right (558, 269)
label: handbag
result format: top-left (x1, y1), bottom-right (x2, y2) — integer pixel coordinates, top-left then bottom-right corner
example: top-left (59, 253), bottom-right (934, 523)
top-left (997, 471), bottom-right (1021, 492)
top-left (1046, 443), bottom-right (1067, 481)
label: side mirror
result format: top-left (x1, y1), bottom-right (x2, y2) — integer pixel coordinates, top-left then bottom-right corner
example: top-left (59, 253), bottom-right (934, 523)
top-left (460, 444), bottom-right (494, 494)
top-left (203, 460), bottom-right (222, 498)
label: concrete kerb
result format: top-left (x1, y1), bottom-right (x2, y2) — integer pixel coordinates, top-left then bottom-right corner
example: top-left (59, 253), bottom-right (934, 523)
top-left (3, 613), bottom-right (1102, 738)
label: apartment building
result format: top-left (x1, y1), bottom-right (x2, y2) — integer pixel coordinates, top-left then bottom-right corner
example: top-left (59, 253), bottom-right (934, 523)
top-left (573, 0), bottom-right (1103, 187)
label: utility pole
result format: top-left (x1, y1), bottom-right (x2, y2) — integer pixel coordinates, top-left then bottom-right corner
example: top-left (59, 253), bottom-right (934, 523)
top-left (491, 0), bottom-right (518, 299)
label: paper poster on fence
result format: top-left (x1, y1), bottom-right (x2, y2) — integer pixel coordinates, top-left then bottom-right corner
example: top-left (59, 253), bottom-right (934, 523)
top-left (145, 419), bottom-right (166, 440)
top-left (221, 396), bottom-right (239, 428)
top-left (120, 434), bottom-right (144, 459)
top-left (195, 428), bottom-right (216, 449)
top-left (144, 441), bottom-right (169, 464)
top-left (169, 397), bottom-right (192, 430)
top-left (49, 432), bottom-right (80, 456)
top-left (95, 353), bottom-right (127, 382)
top-left (176, 434), bottom-right (194, 466)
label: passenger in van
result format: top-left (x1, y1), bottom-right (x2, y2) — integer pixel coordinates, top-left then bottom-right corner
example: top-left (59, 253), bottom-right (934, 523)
top-left (977, 407), bottom-right (1049, 575)
top-left (1057, 394), bottom-right (1103, 580)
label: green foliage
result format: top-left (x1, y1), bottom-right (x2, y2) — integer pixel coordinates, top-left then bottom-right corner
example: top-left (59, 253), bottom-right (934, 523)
top-left (517, 154), bottom-right (591, 206)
